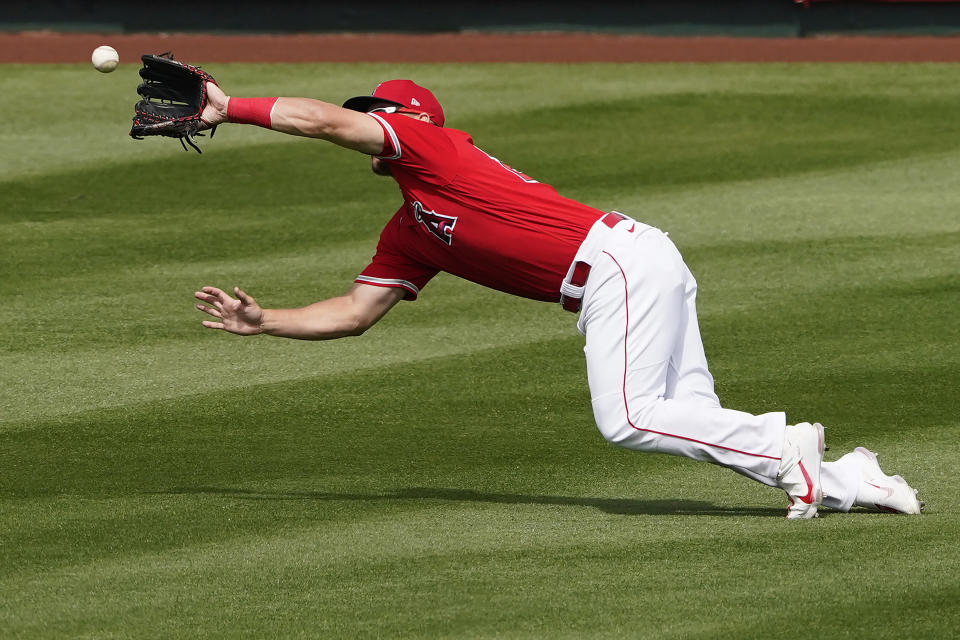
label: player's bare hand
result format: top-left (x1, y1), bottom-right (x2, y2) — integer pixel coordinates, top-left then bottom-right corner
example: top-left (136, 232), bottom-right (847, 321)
top-left (194, 286), bottom-right (263, 335)
top-left (200, 82), bottom-right (229, 129)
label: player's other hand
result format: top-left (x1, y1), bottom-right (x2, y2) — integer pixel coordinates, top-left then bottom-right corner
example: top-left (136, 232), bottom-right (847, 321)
top-left (200, 81), bottom-right (229, 129)
top-left (194, 286), bottom-right (263, 335)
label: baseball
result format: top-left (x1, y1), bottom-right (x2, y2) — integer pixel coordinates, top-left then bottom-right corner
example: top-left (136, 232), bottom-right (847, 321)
top-left (91, 45), bottom-right (119, 73)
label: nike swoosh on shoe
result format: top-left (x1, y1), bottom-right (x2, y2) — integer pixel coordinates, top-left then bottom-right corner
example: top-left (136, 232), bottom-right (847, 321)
top-left (797, 460), bottom-right (815, 504)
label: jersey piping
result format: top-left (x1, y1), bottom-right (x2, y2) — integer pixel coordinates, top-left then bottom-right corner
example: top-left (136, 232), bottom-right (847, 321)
top-left (355, 274), bottom-right (421, 296)
top-left (368, 112), bottom-right (402, 160)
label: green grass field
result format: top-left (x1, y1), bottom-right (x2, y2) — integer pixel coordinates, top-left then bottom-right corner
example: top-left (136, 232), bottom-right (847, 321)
top-left (2, 62), bottom-right (959, 638)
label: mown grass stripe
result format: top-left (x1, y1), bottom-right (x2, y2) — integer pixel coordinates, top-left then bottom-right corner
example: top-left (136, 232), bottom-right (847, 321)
top-left (2, 61), bottom-right (959, 639)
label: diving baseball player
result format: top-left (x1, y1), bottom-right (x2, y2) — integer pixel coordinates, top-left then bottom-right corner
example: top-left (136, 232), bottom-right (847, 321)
top-left (187, 77), bottom-right (922, 519)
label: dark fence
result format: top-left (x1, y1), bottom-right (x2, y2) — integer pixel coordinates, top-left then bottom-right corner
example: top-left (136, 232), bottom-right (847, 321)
top-left (4, 1), bottom-right (960, 36)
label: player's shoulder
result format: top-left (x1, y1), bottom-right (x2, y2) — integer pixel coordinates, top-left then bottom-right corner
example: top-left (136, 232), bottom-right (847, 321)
top-left (445, 127), bottom-right (474, 146)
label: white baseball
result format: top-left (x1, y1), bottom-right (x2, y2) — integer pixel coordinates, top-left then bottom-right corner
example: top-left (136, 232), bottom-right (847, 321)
top-left (91, 45), bottom-right (119, 73)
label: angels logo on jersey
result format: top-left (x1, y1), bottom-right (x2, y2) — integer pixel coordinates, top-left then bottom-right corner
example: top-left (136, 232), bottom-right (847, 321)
top-left (412, 201), bottom-right (457, 245)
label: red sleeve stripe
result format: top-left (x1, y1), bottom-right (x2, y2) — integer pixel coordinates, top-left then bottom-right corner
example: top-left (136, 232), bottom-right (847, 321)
top-left (355, 275), bottom-right (420, 295)
top-left (368, 113), bottom-right (402, 160)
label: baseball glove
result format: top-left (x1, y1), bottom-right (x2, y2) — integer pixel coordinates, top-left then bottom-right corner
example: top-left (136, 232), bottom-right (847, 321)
top-left (129, 52), bottom-right (217, 153)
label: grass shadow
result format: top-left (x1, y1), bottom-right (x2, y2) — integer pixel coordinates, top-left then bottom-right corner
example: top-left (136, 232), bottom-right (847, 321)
top-left (160, 486), bottom-right (785, 517)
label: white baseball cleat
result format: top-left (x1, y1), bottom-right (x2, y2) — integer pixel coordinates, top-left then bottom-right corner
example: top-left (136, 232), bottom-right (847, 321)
top-left (847, 447), bottom-right (924, 514)
top-left (778, 422), bottom-right (826, 519)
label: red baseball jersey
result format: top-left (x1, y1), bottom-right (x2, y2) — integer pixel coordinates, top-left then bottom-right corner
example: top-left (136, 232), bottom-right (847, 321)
top-left (355, 112), bottom-right (606, 302)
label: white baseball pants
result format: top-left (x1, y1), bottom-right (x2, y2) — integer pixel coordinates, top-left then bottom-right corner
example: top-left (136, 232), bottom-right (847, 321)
top-left (570, 215), bottom-right (860, 511)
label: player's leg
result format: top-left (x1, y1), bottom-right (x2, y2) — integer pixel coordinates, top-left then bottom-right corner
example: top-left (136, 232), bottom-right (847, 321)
top-left (581, 231), bottom-right (827, 518)
top-left (730, 460), bottom-right (859, 511)
top-left (661, 255), bottom-right (861, 511)
top-left (661, 263), bottom-right (720, 409)
top-left (581, 224), bottom-right (919, 516)
top-left (580, 228), bottom-right (786, 481)
top-left (735, 449), bottom-right (922, 513)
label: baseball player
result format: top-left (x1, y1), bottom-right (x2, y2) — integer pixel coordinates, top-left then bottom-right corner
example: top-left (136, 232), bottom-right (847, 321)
top-left (191, 79), bottom-right (923, 519)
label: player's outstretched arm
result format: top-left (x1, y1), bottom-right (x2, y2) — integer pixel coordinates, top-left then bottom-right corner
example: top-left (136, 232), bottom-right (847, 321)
top-left (200, 82), bottom-right (384, 155)
top-left (194, 283), bottom-right (404, 340)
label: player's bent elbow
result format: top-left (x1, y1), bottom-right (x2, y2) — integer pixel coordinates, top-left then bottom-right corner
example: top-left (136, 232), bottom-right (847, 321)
top-left (344, 311), bottom-right (377, 337)
top-left (346, 322), bottom-right (369, 337)
top-left (344, 285), bottom-right (401, 336)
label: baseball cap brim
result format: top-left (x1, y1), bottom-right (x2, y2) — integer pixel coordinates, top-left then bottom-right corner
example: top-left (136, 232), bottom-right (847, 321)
top-left (342, 96), bottom-right (405, 113)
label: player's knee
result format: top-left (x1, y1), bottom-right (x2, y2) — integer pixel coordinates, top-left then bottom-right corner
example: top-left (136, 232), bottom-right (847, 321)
top-left (592, 396), bottom-right (659, 451)
top-left (594, 416), bottom-right (630, 445)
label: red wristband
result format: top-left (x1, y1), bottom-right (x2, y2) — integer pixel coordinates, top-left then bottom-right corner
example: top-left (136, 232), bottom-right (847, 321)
top-left (226, 97), bottom-right (278, 128)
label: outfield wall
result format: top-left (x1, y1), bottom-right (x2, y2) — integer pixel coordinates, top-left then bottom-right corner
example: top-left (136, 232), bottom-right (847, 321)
top-left (5, 0), bottom-right (960, 37)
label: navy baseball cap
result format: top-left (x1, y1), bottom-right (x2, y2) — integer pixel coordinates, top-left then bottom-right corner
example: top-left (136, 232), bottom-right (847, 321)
top-left (343, 79), bottom-right (445, 127)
